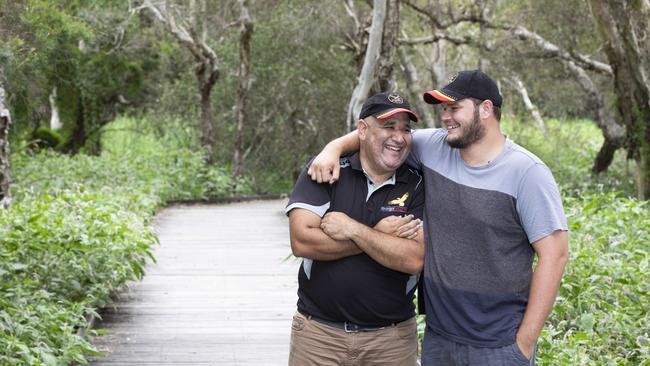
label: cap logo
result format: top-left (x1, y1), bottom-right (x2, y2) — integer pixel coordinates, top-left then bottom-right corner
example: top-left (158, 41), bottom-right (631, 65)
top-left (387, 93), bottom-right (403, 104)
top-left (448, 72), bottom-right (459, 84)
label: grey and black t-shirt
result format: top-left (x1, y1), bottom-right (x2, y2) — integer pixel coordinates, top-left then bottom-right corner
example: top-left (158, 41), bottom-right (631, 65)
top-left (408, 128), bottom-right (567, 347)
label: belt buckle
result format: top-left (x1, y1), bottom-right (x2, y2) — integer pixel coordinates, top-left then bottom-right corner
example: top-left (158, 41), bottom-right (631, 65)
top-left (344, 322), bottom-right (360, 333)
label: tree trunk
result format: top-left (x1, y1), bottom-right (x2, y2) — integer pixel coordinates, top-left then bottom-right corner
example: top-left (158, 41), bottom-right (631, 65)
top-left (138, 0), bottom-right (221, 164)
top-left (347, 0), bottom-right (387, 132)
top-left (63, 95), bottom-right (86, 154)
top-left (508, 74), bottom-right (549, 141)
top-left (0, 75), bottom-right (12, 209)
top-left (592, 138), bottom-right (622, 174)
top-left (49, 87), bottom-right (62, 130)
top-left (198, 66), bottom-right (216, 164)
top-left (428, 40), bottom-right (446, 127)
top-left (588, 0), bottom-right (650, 199)
top-left (563, 60), bottom-right (625, 174)
top-left (398, 46), bottom-right (435, 128)
top-left (477, 0), bottom-right (490, 71)
top-left (232, 0), bottom-right (253, 178)
top-left (376, 0), bottom-right (399, 92)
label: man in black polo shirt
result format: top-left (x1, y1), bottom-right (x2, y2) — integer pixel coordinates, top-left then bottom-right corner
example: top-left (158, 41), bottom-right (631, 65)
top-left (285, 92), bottom-right (425, 365)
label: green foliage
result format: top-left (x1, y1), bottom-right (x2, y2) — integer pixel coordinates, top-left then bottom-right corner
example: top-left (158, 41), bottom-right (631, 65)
top-left (502, 118), bottom-right (636, 197)
top-left (1, 116), bottom-right (252, 364)
top-left (2, 1), bottom-right (153, 153)
top-left (503, 118), bottom-right (646, 363)
top-left (538, 193), bottom-right (649, 365)
top-left (31, 127), bottom-right (65, 150)
top-left (0, 189), bottom-right (151, 364)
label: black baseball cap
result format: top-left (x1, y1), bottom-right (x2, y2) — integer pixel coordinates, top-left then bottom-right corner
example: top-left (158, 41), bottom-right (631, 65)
top-left (359, 92), bottom-right (419, 122)
top-left (423, 69), bottom-right (502, 107)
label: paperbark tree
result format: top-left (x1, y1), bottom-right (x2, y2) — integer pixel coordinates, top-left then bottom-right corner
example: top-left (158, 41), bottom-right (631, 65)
top-left (564, 60), bottom-right (625, 174)
top-left (507, 74), bottom-right (549, 141)
top-left (376, 0), bottom-right (400, 92)
top-left (347, 0), bottom-right (387, 132)
top-left (588, 0), bottom-right (650, 199)
top-left (0, 72), bottom-right (12, 209)
top-left (399, 4), bottom-right (639, 183)
top-left (397, 46), bottom-right (435, 128)
top-left (136, 0), bottom-right (222, 163)
top-left (49, 87), bottom-right (62, 130)
top-left (496, 24), bottom-right (628, 175)
top-left (341, 0), bottom-right (372, 73)
top-left (232, 0), bottom-right (253, 178)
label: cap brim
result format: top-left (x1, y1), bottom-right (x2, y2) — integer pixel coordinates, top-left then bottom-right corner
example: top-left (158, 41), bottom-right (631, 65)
top-left (423, 89), bottom-right (460, 104)
top-left (376, 108), bottom-right (419, 122)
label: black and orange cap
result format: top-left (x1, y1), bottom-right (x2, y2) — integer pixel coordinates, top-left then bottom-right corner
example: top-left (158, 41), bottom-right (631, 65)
top-left (360, 92), bottom-right (419, 122)
top-left (423, 69), bottom-right (502, 107)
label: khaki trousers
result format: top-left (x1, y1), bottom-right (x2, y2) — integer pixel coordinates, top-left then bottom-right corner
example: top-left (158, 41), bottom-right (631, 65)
top-left (288, 311), bottom-right (418, 366)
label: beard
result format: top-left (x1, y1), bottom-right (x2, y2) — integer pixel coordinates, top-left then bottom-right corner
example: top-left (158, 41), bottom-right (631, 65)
top-left (446, 106), bottom-right (485, 148)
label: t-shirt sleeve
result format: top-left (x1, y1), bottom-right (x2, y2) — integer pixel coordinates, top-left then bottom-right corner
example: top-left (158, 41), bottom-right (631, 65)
top-left (285, 159), bottom-right (331, 218)
top-left (516, 163), bottom-right (568, 244)
top-left (406, 129), bottom-right (427, 169)
top-left (407, 128), bottom-right (443, 170)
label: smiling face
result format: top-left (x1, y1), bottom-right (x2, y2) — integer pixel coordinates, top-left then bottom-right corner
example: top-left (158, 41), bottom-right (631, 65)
top-left (440, 98), bottom-right (485, 148)
top-left (359, 113), bottom-right (413, 176)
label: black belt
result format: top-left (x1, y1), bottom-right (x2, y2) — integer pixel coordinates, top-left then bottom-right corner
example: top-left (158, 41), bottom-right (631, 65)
top-left (299, 311), bottom-right (397, 333)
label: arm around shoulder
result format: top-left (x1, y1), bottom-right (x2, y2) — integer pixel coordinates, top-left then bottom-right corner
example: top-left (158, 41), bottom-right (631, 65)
top-left (308, 130), bottom-right (360, 183)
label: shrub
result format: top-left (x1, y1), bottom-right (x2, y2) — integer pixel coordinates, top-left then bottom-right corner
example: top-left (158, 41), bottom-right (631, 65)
top-left (0, 188), bottom-right (154, 364)
top-left (537, 193), bottom-right (649, 365)
top-left (1, 116), bottom-right (253, 364)
top-left (31, 127), bottom-right (65, 150)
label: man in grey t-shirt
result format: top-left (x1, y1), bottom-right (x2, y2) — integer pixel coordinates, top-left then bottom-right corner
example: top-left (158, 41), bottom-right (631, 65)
top-left (308, 70), bottom-right (569, 365)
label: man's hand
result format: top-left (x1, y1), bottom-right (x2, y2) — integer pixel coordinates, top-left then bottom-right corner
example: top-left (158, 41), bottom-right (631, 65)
top-left (307, 130), bottom-right (360, 184)
top-left (374, 215), bottom-right (422, 240)
top-left (515, 229), bottom-right (569, 361)
top-left (308, 145), bottom-right (342, 184)
top-left (515, 333), bottom-right (534, 360)
top-left (321, 212), bottom-right (358, 241)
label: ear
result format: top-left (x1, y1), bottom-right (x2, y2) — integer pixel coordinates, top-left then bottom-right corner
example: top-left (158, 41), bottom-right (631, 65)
top-left (480, 99), bottom-right (493, 120)
top-left (358, 119), bottom-right (369, 140)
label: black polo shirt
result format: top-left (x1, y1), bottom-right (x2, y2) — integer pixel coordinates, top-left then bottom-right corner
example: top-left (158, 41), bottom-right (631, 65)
top-left (286, 153), bottom-right (425, 326)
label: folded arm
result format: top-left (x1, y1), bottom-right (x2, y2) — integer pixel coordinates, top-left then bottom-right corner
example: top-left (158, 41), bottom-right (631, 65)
top-left (321, 212), bottom-right (424, 274)
top-left (289, 208), bottom-right (362, 260)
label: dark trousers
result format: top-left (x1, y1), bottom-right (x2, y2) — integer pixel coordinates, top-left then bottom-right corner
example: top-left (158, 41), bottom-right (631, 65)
top-left (421, 327), bottom-right (536, 366)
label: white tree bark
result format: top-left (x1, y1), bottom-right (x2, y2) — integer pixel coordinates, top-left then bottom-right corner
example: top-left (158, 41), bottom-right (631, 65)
top-left (507, 74), bottom-right (548, 140)
top-left (377, 0), bottom-right (399, 92)
top-left (398, 46), bottom-right (435, 128)
top-left (564, 60), bottom-right (625, 174)
top-left (49, 87), bottom-right (62, 130)
top-left (589, 0), bottom-right (650, 198)
top-left (347, 0), bottom-right (387, 131)
top-left (0, 75), bottom-right (12, 209)
top-left (508, 26), bottom-right (613, 76)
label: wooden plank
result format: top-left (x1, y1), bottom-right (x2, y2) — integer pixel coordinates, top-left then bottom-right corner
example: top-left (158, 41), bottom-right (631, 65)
top-left (88, 200), bottom-right (299, 365)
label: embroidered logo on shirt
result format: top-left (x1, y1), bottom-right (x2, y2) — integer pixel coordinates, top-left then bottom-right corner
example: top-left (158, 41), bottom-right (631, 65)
top-left (388, 193), bottom-right (409, 206)
top-left (381, 192), bottom-right (409, 213)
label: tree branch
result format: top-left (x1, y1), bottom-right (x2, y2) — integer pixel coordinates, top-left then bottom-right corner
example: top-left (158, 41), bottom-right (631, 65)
top-left (502, 25), bottom-right (613, 76)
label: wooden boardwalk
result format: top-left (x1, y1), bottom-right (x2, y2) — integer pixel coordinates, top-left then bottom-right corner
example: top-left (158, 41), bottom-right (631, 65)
top-left (88, 199), bottom-right (299, 366)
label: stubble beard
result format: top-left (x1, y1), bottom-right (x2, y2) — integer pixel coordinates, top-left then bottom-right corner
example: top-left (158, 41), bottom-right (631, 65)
top-left (446, 107), bottom-right (485, 149)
